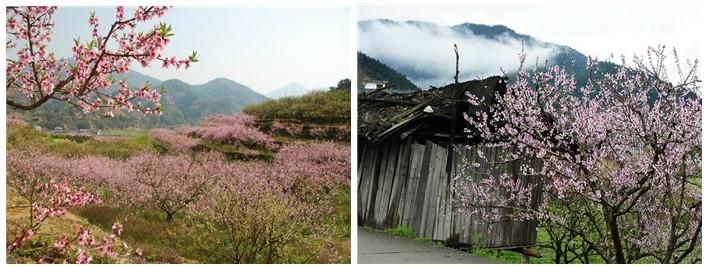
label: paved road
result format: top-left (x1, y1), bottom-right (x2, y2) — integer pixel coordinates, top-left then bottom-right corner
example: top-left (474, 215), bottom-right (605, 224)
top-left (358, 227), bottom-right (496, 264)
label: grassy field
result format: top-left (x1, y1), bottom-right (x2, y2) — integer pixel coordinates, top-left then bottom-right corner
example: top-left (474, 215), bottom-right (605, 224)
top-left (8, 126), bottom-right (156, 159)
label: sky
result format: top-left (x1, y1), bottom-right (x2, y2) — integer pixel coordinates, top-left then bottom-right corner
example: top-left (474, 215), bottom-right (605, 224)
top-left (359, 2), bottom-right (703, 76)
top-left (46, 7), bottom-right (350, 93)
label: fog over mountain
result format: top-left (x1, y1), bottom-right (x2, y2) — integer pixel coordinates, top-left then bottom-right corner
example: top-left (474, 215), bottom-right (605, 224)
top-left (359, 19), bottom-right (584, 88)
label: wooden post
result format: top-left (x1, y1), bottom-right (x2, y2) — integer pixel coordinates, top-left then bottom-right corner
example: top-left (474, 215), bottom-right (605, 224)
top-left (453, 44), bottom-right (460, 84)
top-left (447, 44), bottom-right (460, 172)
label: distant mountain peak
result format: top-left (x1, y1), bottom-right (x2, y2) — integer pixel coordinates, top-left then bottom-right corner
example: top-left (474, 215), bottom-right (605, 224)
top-left (284, 81), bottom-right (305, 87)
top-left (205, 77), bottom-right (235, 84)
top-left (266, 82), bottom-right (311, 99)
top-left (162, 78), bottom-right (189, 84)
top-left (159, 79), bottom-right (193, 92)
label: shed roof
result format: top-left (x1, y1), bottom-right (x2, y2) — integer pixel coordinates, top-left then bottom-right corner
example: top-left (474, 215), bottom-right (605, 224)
top-left (358, 76), bottom-right (507, 142)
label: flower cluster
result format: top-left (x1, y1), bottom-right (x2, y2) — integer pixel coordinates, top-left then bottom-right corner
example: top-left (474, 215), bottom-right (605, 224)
top-left (31, 178), bottom-right (102, 223)
top-left (53, 222), bottom-right (128, 264)
top-left (8, 149), bottom-right (127, 192)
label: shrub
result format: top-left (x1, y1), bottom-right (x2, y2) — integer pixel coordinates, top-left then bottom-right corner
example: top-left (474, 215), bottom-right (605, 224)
top-left (385, 225), bottom-right (415, 238)
top-left (177, 114), bottom-right (277, 151)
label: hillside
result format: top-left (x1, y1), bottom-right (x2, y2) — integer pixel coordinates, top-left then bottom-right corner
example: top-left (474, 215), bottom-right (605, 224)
top-left (243, 80), bottom-right (350, 124)
top-left (11, 71), bottom-right (268, 130)
top-left (358, 52), bottom-right (420, 92)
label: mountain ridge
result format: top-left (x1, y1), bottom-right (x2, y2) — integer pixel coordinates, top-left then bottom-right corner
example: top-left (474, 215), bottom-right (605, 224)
top-left (11, 70), bottom-right (269, 130)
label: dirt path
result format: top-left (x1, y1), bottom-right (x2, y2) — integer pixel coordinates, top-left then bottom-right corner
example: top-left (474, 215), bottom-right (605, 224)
top-left (358, 227), bottom-right (497, 264)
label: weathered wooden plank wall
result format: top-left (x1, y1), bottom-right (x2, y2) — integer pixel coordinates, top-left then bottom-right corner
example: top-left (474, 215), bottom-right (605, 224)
top-left (358, 137), bottom-right (541, 248)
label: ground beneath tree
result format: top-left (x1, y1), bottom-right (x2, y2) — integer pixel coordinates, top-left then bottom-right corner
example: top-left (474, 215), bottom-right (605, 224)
top-left (5, 188), bottom-right (196, 264)
top-left (357, 227), bottom-right (496, 264)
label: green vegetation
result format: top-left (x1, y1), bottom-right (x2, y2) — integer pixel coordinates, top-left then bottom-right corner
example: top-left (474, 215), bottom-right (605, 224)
top-left (8, 125), bottom-right (274, 161)
top-left (470, 248), bottom-right (525, 264)
top-left (379, 226), bottom-right (447, 248)
top-left (384, 225), bottom-right (415, 238)
top-left (243, 88), bottom-right (350, 124)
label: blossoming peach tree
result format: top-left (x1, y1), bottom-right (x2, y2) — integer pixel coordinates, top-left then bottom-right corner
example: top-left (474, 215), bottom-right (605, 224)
top-left (453, 46), bottom-right (701, 263)
top-left (6, 6), bottom-right (197, 116)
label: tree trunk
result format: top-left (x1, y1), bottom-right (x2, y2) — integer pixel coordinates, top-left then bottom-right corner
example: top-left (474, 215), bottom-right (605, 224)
top-left (603, 206), bottom-right (625, 263)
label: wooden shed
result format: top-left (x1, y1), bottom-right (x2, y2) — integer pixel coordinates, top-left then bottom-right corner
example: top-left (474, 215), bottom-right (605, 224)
top-left (357, 76), bottom-right (542, 249)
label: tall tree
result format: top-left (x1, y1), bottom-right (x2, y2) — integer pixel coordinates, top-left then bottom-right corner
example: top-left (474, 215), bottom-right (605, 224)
top-left (453, 46), bottom-right (701, 263)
